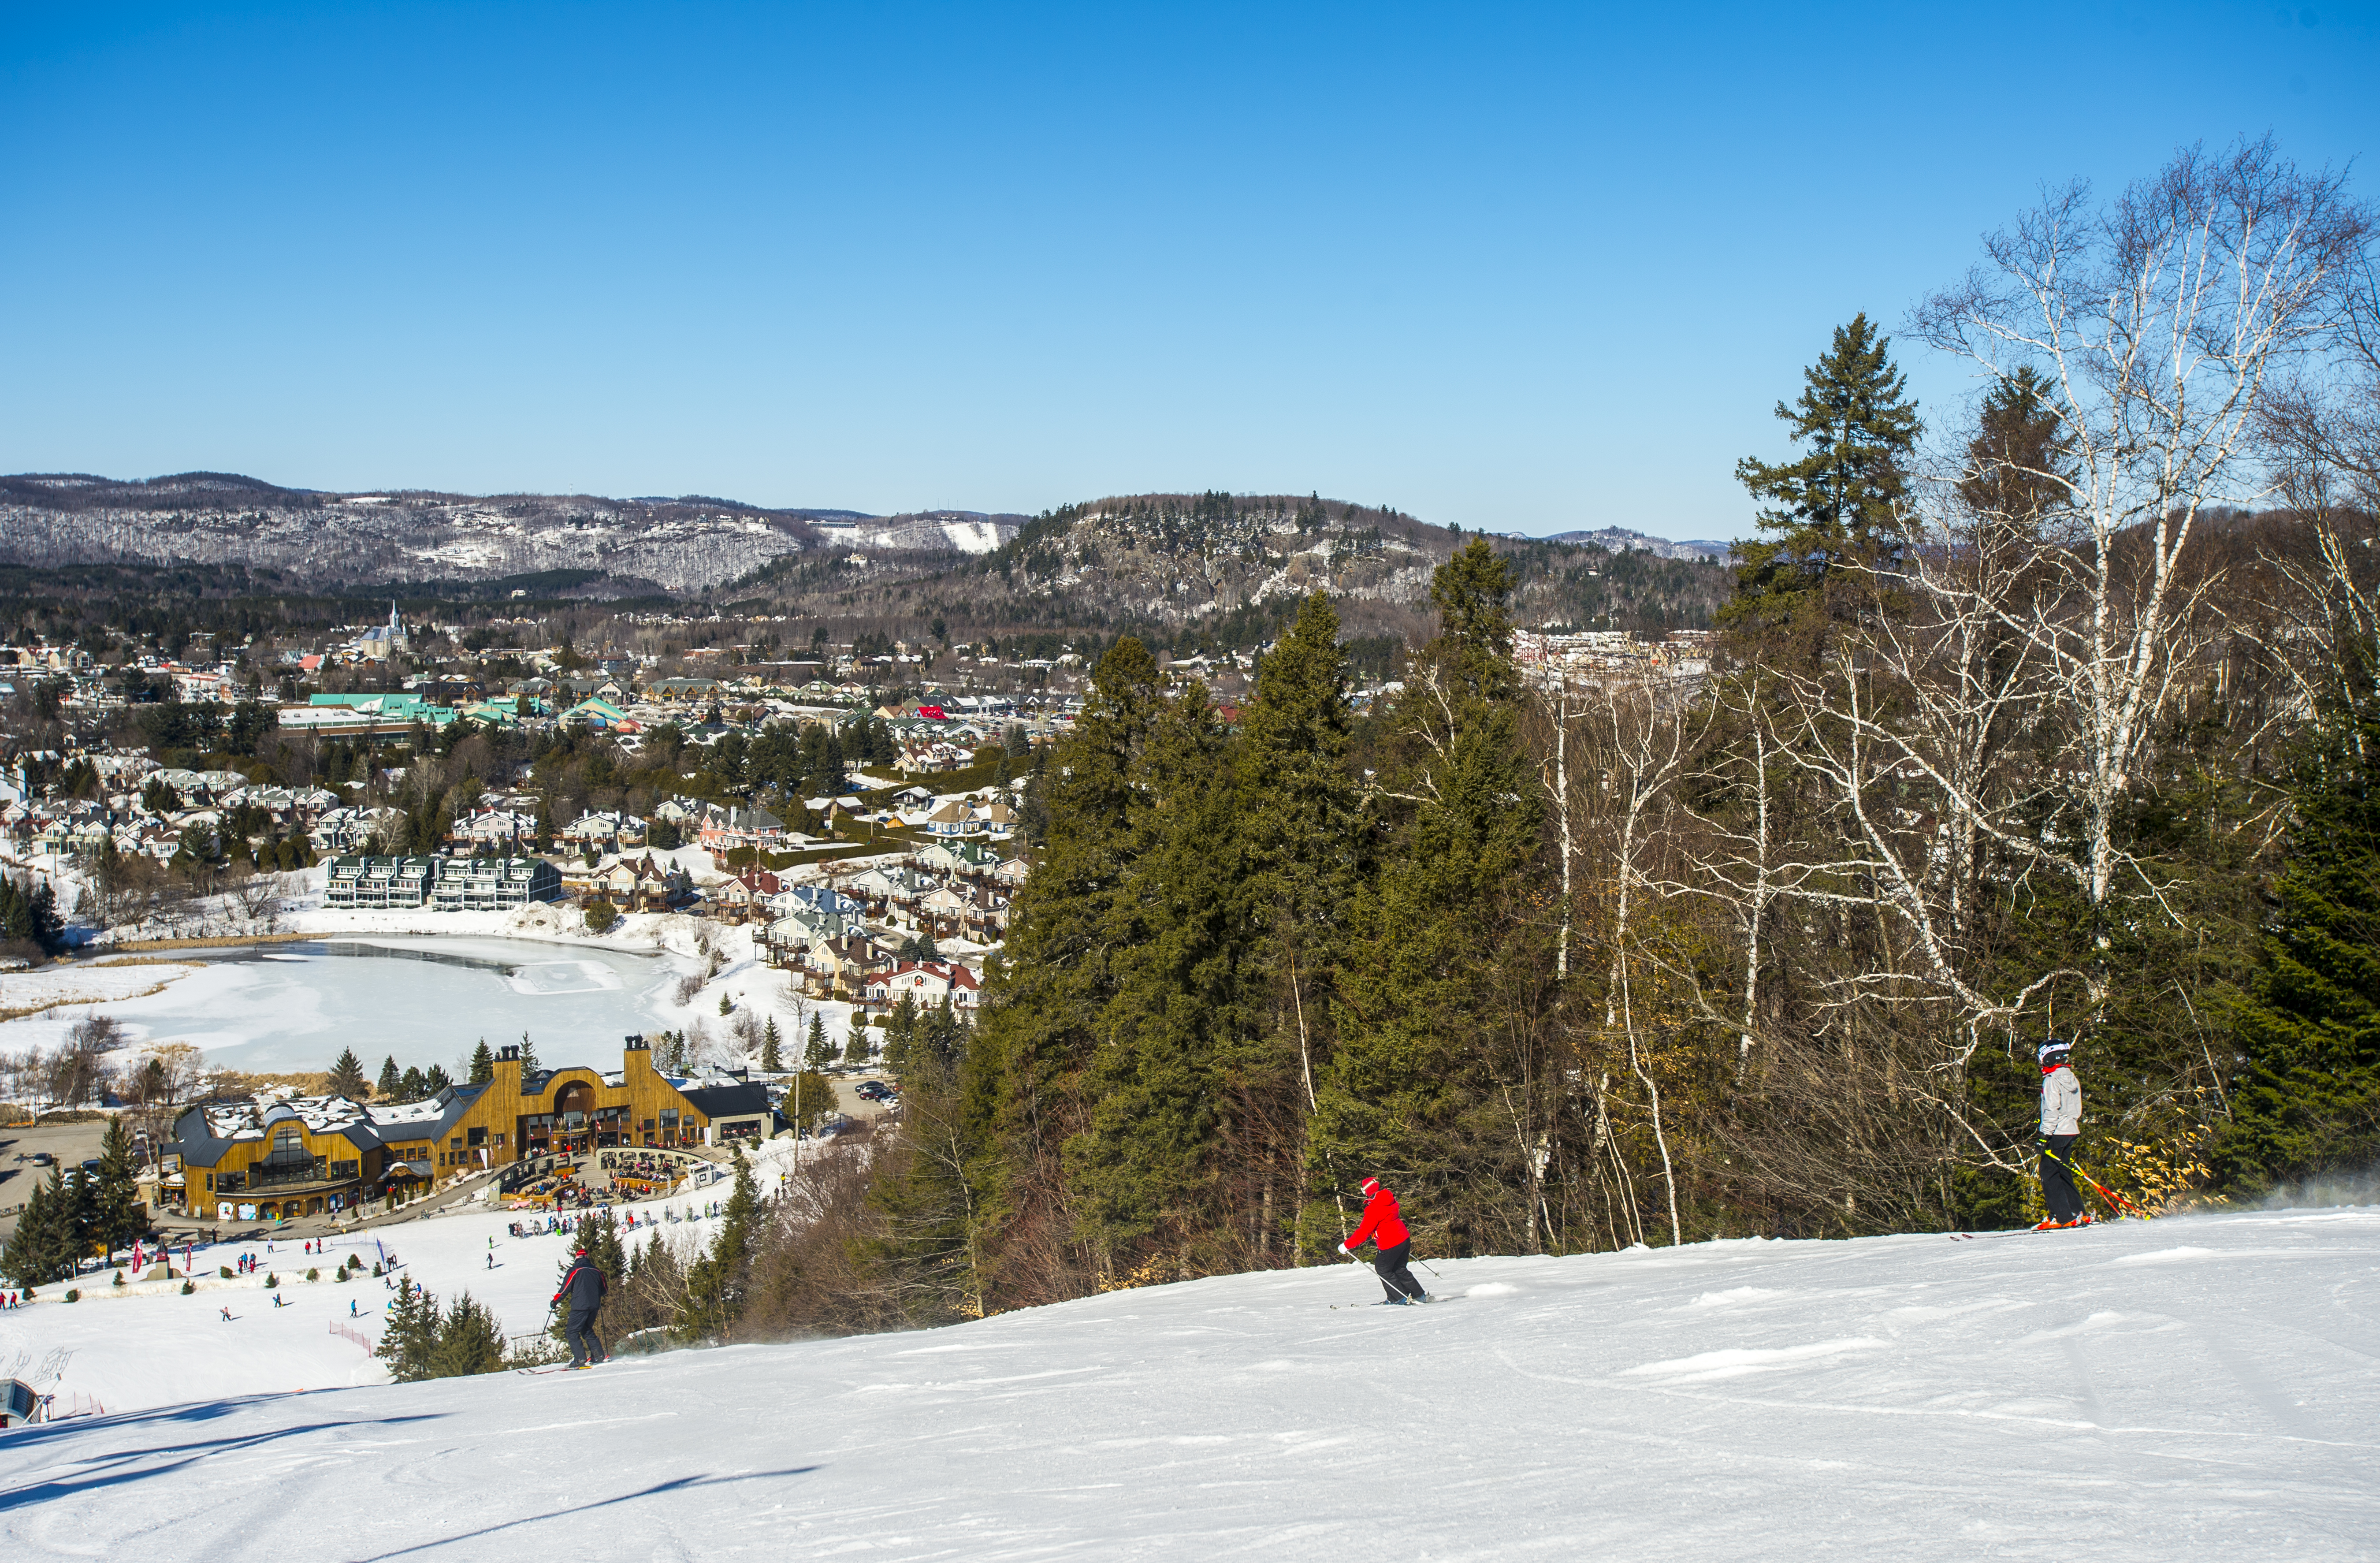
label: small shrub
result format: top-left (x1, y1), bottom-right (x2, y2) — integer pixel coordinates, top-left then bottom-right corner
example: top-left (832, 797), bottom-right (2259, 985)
top-left (349, 1254), bottom-right (364, 1269)
top-left (306, 1267), bottom-right (320, 1282)
top-left (220, 1264), bottom-right (234, 1278)
top-left (264, 1273), bottom-right (279, 1288)
top-left (63, 1288), bottom-right (80, 1303)
top-left (181, 1280), bottom-right (195, 1295)
top-left (372, 1262), bottom-right (383, 1277)
top-left (113, 1270), bottom-right (125, 1287)
top-left (338, 1269), bottom-right (352, 1284)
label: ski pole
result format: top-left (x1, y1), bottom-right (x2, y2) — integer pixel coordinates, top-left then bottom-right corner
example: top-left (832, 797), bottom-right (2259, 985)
top-left (2039, 1143), bottom-right (2149, 1221)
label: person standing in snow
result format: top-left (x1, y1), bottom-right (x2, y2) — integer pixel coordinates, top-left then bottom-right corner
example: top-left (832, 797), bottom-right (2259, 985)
top-left (2037, 1040), bottom-right (2088, 1230)
top-left (553, 1246), bottom-right (610, 1368)
top-left (1339, 1176), bottom-right (1428, 1304)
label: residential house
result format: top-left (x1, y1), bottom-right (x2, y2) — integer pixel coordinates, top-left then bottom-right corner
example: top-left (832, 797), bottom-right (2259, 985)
top-left (587, 852), bottom-right (693, 911)
top-left (712, 868), bottom-right (783, 922)
top-left (863, 960), bottom-right (982, 1019)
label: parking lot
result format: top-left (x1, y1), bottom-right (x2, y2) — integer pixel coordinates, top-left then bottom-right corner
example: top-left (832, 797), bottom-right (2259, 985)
top-left (0, 1116), bottom-right (113, 1248)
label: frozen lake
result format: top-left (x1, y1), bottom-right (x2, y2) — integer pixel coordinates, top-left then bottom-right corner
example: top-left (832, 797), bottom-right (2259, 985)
top-left (18, 937), bottom-right (693, 1078)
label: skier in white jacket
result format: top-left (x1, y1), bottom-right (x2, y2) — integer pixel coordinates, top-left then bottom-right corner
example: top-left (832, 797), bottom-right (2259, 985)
top-left (2036, 1040), bottom-right (2087, 1229)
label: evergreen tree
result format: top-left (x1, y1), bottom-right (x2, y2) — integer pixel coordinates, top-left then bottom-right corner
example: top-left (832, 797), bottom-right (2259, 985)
top-left (1313, 538), bottom-right (1550, 1255)
top-left (376, 1056), bottom-right (402, 1100)
top-left (467, 1040), bottom-right (495, 1085)
top-left (517, 1033), bottom-right (539, 1075)
top-left (1064, 674), bottom-right (1246, 1265)
top-left (1958, 365), bottom-right (2069, 533)
top-left (680, 1151), bottom-right (759, 1342)
top-left (378, 1277), bottom-right (441, 1381)
top-left (428, 1291), bottom-right (506, 1378)
top-left (91, 1116), bottom-right (142, 1258)
top-left (805, 1014), bottom-right (833, 1071)
top-left (424, 1064), bottom-right (453, 1094)
top-left (956, 638), bottom-right (1169, 1301)
top-left (759, 1018), bottom-right (782, 1074)
top-left (0, 1164), bottom-right (67, 1285)
top-left (883, 992), bottom-right (922, 1077)
top-left (2221, 663), bottom-right (2380, 1187)
top-left (327, 1048), bottom-right (369, 1099)
top-left (841, 1024), bottom-right (870, 1067)
top-left (1726, 313), bottom-right (1921, 638)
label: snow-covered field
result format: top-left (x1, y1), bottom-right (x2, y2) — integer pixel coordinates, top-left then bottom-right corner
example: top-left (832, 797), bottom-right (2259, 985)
top-left (4, 1205), bottom-right (2373, 1559)
top-left (0, 1137), bottom-right (811, 1413)
top-left (0, 960), bottom-right (198, 1013)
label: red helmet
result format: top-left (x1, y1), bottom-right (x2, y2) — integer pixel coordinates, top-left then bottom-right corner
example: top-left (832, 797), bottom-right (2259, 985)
top-left (1360, 1177), bottom-right (1382, 1197)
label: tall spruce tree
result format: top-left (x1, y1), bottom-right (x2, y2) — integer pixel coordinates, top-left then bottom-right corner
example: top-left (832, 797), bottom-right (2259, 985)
top-left (0, 1164), bottom-right (67, 1285)
top-left (465, 1041), bottom-right (495, 1085)
top-left (804, 1014), bottom-right (833, 1071)
top-left (759, 1018), bottom-right (782, 1074)
top-left (681, 1152), bottom-right (759, 1341)
top-left (957, 639), bottom-right (1169, 1299)
top-left (1232, 592), bottom-right (1367, 1258)
top-left (1313, 538), bottom-right (1550, 1255)
top-left (376, 1056), bottom-right (402, 1100)
top-left (329, 1048), bottom-right (370, 1098)
top-left (2221, 661), bottom-right (2380, 1188)
top-left (1726, 313), bottom-right (1921, 639)
top-left (91, 1116), bottom-right (142, 1258)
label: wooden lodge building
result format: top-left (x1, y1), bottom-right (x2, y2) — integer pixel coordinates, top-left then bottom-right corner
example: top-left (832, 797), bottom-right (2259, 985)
top-left (167, 1038), bottom-right (775, 1220)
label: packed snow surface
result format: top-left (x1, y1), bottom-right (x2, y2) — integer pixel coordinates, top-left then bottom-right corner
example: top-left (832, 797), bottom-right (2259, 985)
top-left (4, 1206), bottom-right (2376, 1559)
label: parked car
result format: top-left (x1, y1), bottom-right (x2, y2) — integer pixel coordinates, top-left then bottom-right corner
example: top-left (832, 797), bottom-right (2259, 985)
top-left (855, 1081), bottom-right (897, 1103)
top-left (30, 1152), bottom-right (54, 1166)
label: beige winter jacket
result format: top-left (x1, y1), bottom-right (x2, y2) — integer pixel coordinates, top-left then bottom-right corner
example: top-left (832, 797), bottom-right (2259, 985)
top-left (2039, 1065), bottom-right (2082, 1137)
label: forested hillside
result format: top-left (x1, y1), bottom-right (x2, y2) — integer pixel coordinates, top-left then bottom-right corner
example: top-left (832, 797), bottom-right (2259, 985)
top-left (706, 142), bottom-right (2380, 1333)
top-left (727, 491), bottom-right (1732, 659)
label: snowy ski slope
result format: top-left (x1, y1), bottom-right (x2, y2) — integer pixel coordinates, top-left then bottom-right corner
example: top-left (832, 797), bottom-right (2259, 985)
top-left (2, 1205), bottom-right (2375, 1560)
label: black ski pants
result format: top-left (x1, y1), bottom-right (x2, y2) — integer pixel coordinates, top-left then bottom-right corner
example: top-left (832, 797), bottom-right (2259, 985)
top-left (565, 1305), bottom-right (607, 1366)
top-left (1373, 1240), bottom-right (1426, 1303)
top-left (2040, 1134), bottom-right (2084, 1224)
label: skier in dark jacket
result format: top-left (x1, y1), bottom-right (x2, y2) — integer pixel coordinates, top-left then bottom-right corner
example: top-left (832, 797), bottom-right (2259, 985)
top-left (1339, 1176), bottom-right (1427, 1303)
top-left (2036, 1039), bottom-right (2089, 1230)
top-left (553, 1246), bottom-right (610, 1367)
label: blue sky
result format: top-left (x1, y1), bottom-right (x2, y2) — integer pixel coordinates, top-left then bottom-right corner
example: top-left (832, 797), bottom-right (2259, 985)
top-left (3, 3), bottom-right (2373, 539)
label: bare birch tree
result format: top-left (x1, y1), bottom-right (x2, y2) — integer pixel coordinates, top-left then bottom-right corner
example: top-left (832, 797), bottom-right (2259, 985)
top-left (1909, 138), bottom-right (2371, 915)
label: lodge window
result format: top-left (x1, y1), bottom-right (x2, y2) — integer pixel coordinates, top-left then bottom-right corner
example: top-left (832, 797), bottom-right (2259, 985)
top-left (659, 1109), bottom-right (678, 1127)
top-left (467, 1127), bottom-right (487, 1148)
top-left (449, 1137), bottom-right (463, 1150)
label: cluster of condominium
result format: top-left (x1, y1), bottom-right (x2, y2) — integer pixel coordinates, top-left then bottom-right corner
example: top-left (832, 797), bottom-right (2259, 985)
top-left (321, 854), bottom-right (564, 912)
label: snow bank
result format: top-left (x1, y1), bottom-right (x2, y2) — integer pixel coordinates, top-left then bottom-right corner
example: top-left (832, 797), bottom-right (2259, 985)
top-left (4, 1206), bottom-right (2374, 1558)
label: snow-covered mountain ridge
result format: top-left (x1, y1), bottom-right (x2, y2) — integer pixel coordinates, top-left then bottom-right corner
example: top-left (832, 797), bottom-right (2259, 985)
top-left (0, 472), bottom-right (1027, 592)
top-left (4, 1205), bottom-right (2371, 1559)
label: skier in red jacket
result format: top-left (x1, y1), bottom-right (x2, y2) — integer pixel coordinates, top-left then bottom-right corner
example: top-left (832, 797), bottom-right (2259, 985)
top-left (1339, 1176), bottom-right (1427, 1304)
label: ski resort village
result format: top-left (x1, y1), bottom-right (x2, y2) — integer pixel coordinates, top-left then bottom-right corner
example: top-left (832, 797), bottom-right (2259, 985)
top-left (7, 10), bottom-right (2380, 1556)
